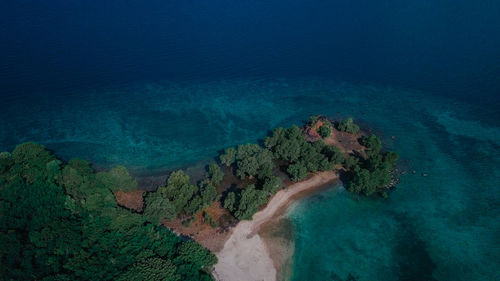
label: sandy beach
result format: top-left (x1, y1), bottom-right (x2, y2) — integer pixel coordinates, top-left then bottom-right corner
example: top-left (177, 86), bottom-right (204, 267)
top-left (213, 171), bottom-right (339, 281)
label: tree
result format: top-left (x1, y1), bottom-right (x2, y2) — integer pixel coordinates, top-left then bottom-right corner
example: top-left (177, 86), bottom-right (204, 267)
top-left (202, 212), bottom-right (218, 228)
top-left (96, 165), bottom-right (137, 192)
top-left (206, 163), bottom-right (224, 185)
top-left (264, 126), bottom-right (304, 162)
top-left (348, 167), bottom-right (373, 195)
top-left (287, 162), bottom-right (307, 182)
top-left (322, 145), bottom-right (343, 165)
top-left (223, 192), bottom-right (237, 212)
top-left (300, 144), bottom-right (326, 173)
top-left (344, 156), bottom-right (359, 170)
top-left (174, 240), bottom-right (217, 271)
top-left (309, 115), bottom-right (320, 126)
top-left (219, 147), bottom-right (236, 167)
top-left (118, 258), bottom-right (180, 281)
top-left (338, 118), bottom-right (360, 134)
top-left (235, 144), bottom-right (274, 180)
top-left (0, 152), bottom-right (12, 175)
top-left (262, 176), bottom-right (282, 195)
top-left (10, 142), bottom-right (56, 183)
top-left (318, 125), bottom-right (331, 138)
top-left (0, 143), bottom-right (218, 281)
top-left (161, 170), bottom-right (197, 215)
top-left (143, 192), bottom-right (177, 224)
top-left (361, 134), bottom-right (382, 158)
top-left (265, 125), bottom-right (334, 175)
top-left (234, 185), bottom-right (268, 220)
top-left (345, 135), bottom-right (398, 197)
top-left (384, 151), bottom-right (399, 165)
top-left (185, 195), bottom-right (204, 215)
top-left (199, 179), bottom-right (218, 207)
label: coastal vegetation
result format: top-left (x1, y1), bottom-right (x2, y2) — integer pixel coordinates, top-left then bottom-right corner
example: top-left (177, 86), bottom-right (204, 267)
top-left (206, 162), bottom-right (224, 185)
top-left (345, 134), bottom-right (399, 196)
top-left (0, 115), bottom-right (398, 280)
top-left (338, 117), bottom-right (360, 134)
top-left (213, 116), bottom-right (397, 221)
top-left (0, 143), bottom-right (216, 281)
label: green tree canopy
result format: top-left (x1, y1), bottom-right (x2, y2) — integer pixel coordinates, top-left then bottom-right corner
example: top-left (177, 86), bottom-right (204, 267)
top-left (287, 162), bottom-right (308, 182)
top-left (318, 124), bottom-right (332, 138)
top-left (161, 170), bottom-right (198, 215)
top-left (96, 165), bottom-right (138, 192)
top-left (118, 257), bottom-right (180, 281)
top-left (206, 162), bottom-right (224, 185)
top-left (223, 191), bottom-right (237, 212)
top-left (144, 192), bottom-right (177, 224)
top-left (338, 118), bottom-right (360, 134)
top-left (235, 144), bottom-right (274, 180)
top-left (10, 142), bottom-right (56, 183)
top-left (361, 134), bottom-right (382, 158)
top-left (262, 175), bottom-right (282, 195)
top-left (219, 147), bottom-right (237, 167)
top-left (0, 143), bottom-right (217, 281)
top-left (234, 185), bottom-right (268, 220)
top-left (199, 179), bottom-right (218, 207)
top-left (321, 145), bottom-right (343, 165)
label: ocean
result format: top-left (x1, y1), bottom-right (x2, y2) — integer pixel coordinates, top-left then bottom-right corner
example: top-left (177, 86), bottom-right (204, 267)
top-left (1, 1), bottom-right (499, 280)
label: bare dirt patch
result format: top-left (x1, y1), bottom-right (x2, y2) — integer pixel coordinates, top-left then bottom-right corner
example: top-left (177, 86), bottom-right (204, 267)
top-left (163, 201), bottom-right (235, 252)
top-left (114, 190), bottom-right (144, 212)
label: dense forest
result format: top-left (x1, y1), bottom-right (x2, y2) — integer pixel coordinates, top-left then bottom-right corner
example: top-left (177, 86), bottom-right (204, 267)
top-left (0, 143), bottom-right (216, 281)
top-left (0, 116), bottom-right (398, 280)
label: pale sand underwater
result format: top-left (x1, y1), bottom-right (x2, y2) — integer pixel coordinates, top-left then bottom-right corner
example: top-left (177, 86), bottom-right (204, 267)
top-left (213, 171), bottom-right (339, 281)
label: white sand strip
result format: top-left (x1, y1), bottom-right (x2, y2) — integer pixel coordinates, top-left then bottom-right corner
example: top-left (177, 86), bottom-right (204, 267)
top-left (213, 171), bottom-right (338, 281)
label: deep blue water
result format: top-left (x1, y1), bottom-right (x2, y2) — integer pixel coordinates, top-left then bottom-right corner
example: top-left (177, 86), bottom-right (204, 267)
top-left (1, 1), bottom-right (499, 280)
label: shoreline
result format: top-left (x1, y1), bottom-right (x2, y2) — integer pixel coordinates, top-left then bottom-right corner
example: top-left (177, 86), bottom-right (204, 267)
top-left (213, 171), bottom-right (340, 281)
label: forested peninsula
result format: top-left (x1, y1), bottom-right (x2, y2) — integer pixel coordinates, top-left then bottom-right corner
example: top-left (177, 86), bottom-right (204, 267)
top-left (0, 116), bottom-right (398, 280)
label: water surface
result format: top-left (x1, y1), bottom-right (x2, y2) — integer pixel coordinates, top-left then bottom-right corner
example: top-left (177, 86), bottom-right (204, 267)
top-left (1, 1), bottom-right (499, 280)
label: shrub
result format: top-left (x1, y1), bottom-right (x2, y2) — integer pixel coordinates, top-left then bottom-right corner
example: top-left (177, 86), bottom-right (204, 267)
top-left (182, 217), bottom-right (195, 227)
top-left (199, 179), bottom-right (218, 207)
top-left (338, 118), bottom-right (360, 134)
top-left (309, 115), bottom-right (320, 126)
top-left (202, 212), bottom-right (218, 228)
top-left (318, 125), bottom-right (331, 138)
top-left (206, 163), bottom-right (224, 185)
top-left (322, 145), bottom-right (343, 165)
top-left (344, 156), bottom-right (359, 170)
top-left (262, 176), bottom-right (282, 195)
top-left (144, 192), bottom-right (177, 224)
top-left (96, 165), bottom-right (137, 192)
top-left (287, 162), bottom-right (308, 182)
top-left (223, 192), bottom-right (237, 212)
top-left (219, 147), bottom-right (236, 167)
top-left (234, 185), bottom-right (268, 220)
top-left (235, 144), bottom-right (274, 180)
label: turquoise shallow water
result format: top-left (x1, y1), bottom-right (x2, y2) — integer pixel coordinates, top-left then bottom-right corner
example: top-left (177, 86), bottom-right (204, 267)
top-left (285, 81), bottom-right (500, 280)
top-left (1, 78), bottom-right (499, 280)
top-left (2, 1), bottom-right (500, 280)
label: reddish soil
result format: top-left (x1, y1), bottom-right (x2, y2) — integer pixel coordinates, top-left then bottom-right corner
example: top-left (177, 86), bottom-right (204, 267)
top-left (304, 117), bottom-right (366, 156)
top-left (324, 129), bottom-right (366, 155)
top-left (114, 190), bottom-right (144, 212)
top-left (163, 201), bottom-right (236, 252)
top-left (131, 118), bottom-right (369, 254)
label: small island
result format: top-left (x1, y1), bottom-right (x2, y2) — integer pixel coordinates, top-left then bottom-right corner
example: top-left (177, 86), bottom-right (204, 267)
top-left (0, 116), bottom-right (398, 281)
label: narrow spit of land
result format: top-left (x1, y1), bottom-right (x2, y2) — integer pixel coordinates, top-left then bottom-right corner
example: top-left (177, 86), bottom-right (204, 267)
top-left (213, 171), bottom-right (339, 281)
top-left (116, 116), bottom-right (397, 281)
